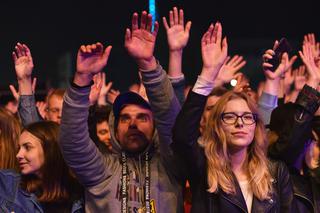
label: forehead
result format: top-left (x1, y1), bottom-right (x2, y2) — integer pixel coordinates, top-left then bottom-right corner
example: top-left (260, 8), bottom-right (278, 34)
top-left (97, 121), bottom-right (109, 129)
top-left (48, 95), bottom-right (63, 106)
top-left (120, 104), bottom-right (152, 116)
top-left (224, 98), bottom-right (251, 113)
top-left (19, 131), bottom-right (42, 145)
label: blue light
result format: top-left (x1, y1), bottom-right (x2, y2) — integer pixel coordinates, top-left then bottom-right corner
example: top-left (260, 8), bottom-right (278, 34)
top-left (149, 0), bottom-right (157, 31)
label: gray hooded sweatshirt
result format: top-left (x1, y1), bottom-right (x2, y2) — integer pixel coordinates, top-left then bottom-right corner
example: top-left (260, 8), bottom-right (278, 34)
top-left (59, 64), bottom-right (185, 213)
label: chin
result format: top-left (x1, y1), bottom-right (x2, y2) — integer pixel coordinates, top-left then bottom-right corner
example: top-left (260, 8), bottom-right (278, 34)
top-left (228, 139), bottom-right (252, 150)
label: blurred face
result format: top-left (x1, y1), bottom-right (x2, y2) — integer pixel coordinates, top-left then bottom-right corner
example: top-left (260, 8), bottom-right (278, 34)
top-left (200, 95), bottom-right (221, 133)
top-left (96, 121), bottom-right (112, 150)
top-left (46, 95), bottom-right (63, 124)
top-left (221, 98), bottom-right (256, 152)
top-left (116, 104), bottom-right (154, 153)
top-left (16, 131), bottom-right (44, 176)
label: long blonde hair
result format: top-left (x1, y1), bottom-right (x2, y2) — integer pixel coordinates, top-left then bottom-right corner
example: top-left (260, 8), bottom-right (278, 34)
top-left (201, 91), bottom-right (273, 200)
top-left (0, 107), bottom-right (21, 170)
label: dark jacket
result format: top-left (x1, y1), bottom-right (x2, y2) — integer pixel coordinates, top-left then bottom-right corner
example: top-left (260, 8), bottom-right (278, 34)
top-left (268, 85), bottom-right (320, 213)
top-left (172, 91), bottom-right (294, 213)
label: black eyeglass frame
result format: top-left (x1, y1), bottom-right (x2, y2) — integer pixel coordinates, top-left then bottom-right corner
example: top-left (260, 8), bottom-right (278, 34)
top-left (220, 112), bottom-right (258, 125)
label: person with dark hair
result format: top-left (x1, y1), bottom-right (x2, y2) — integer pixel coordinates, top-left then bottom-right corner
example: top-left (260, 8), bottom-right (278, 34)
top-left (88, 104), bottom-right (113, 153)
top-left (0, 121), bottom-right (83, 212)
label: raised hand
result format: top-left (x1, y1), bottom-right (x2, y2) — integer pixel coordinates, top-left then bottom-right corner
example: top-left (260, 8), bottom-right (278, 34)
top-left (303, 33), bottom-right (320, 58)
top-left (36, 101), bottom-right (47, 119)
top-left (200, 22), bottom-right (228, 81)
top-left (293, 65), bottom-right (307, 91)
top-left (75, 42), bottom-right (112, 86)
top-left (163, 7), bottom-right (191, 52)
top-left (215, 55), bottom-right (246, 86)
top-left (12, 43), bottom-right (34, 81)
top-left (125, 11), bottom-right (159, 70)
top-left (262, 47), bottom-right (289, 80)
top-left (89, 72), bottom-right (103, 105)
top-left (106, 89), bottom-right (120, 105)
top-left (299, 42), bottom-right (320, 88)
top-left (283, 55), bottom-right (298, 93)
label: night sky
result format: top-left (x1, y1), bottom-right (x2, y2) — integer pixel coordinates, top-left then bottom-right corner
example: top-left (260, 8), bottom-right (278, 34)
top-left (0, 0), bottom-right (319, 94)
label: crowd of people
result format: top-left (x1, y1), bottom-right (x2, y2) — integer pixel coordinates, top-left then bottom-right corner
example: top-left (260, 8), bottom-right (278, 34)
top-left (0, 6), bottom-right (319, 213)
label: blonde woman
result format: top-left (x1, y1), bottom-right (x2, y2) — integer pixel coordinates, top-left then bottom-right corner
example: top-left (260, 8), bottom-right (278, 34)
top-left (172, 21), bottom-right (293, 212)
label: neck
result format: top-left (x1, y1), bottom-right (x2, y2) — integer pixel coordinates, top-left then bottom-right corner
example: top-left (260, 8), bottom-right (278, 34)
top-left (229, 147), bottom-right (248, 180)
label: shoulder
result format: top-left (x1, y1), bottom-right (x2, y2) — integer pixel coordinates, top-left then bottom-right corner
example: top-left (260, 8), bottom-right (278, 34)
top-left (0, 169), bottom-right (20, 182)
top-left (268, 160), bottom-right (290, 180)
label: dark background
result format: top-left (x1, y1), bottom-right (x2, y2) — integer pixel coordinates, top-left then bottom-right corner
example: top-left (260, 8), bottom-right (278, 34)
top-left (0, 0), bottom-right (319, 95)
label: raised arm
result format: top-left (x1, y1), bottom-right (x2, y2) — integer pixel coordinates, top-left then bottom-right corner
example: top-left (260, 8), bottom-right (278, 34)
top-left (125, 11), bottom-right (181, 149)
top-left (12, 43), bottom-right (41, 126)
top-left (172, 22), bottom-right (228, 177)
top-left (268, 41), bottom-right (320, 167)
top-left (163, 7), bottom-right (191, 105)
top-left (259, 42), bottom-right (289, 125)
top-left (59, 43), bottom-right (114, 187)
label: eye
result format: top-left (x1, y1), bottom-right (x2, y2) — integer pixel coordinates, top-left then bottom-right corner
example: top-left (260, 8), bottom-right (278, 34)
top-left (223, 114), bottom-right (236, 120)
top-left (137, 114), bottom-right (148, 122)
top-left (98, 130), bottom-right (108, 135)
top-left (243, 114), bottom-right (254, 120)
top-left (119, 115), bottom-right (130, 123)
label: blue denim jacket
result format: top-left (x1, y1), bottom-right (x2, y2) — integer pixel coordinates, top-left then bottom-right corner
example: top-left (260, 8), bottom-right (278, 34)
top-left (0, 170), bottom-right (43, 213)
top-left (0, 170), bottom-right (83, 213)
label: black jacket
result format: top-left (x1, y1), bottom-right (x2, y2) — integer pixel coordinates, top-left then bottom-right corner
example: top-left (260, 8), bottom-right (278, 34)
top-left (267, 85), bottom-right (320, 213)
top-left (172, 91), bottom-right (294, 213)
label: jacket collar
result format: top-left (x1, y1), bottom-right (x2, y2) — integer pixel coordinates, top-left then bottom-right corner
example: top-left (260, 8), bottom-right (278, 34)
top-left (220, 175), bottom-right (277, 212)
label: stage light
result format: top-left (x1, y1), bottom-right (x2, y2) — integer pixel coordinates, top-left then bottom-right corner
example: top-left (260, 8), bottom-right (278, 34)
top-left (149, 0), bottom-right (157, 31)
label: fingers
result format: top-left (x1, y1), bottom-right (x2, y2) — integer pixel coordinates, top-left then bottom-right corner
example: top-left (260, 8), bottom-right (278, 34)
top-left (152, 21), bottom-right (159, 37)
top-left (164, 7), bottom-right (187, 29)
top-left (273, 40), bottom-right (279, 50)
top-left (140, 11), bottom-right (147, 30)
top-left (146, 13), bottom-right (153, 32)
top-left (179, 9), bottom-right (184, 25)
top-left (125, 28), bottom-right (131, 41)
top-left (169, 10), bottom-right (174, 27)
top-left (215, 22), bottom-right (222, 45)
top-left (32, 77), bottom-right (37, 92)
top-left (13, 42), bottom-right (30, 59)
top-left (173, 7), bottom-right (179, 25)
top-left (222, 36), bottom-right (228, 56)
top-left (132, 12), bottom-right (139, 31)
top-left (185, 21), bottom-right (192, 33)
top-left (102, 45), bottom-right (112, 63)
top-left (202, 24), bottom-right (214, 45)
top-left (9, 85), bottom-right (19, 101)
top-left (79, 43), bottom-right (106, 54)
top-left (162, 17), bottom-right (169, 31)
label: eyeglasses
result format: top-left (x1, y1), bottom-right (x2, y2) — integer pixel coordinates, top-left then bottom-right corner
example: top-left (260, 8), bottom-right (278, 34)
top-left (221, 112), bottom-right (257, 125)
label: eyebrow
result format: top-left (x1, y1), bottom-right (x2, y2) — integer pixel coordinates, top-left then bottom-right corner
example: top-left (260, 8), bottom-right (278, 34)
top-left (119, 113), bottom-right (151, 117)
top-left (19, 142), bottom-right (33, 147)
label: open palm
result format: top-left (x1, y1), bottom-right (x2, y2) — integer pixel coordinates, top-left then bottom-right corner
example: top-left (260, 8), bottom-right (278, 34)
top-left (77, 43), bottom-right (111, 75)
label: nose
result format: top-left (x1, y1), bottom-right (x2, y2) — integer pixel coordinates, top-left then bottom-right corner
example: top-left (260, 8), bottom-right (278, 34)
top-left (16, 148), bottom-right (23, 160)
top-left (235, 117), bottom-right (244, 127)
top-left (129, 118), bottom-right (138, 129)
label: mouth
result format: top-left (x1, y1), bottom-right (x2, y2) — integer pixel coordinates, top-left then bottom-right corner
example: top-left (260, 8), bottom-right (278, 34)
top-left (231, 131), bottom-right (248, 137)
